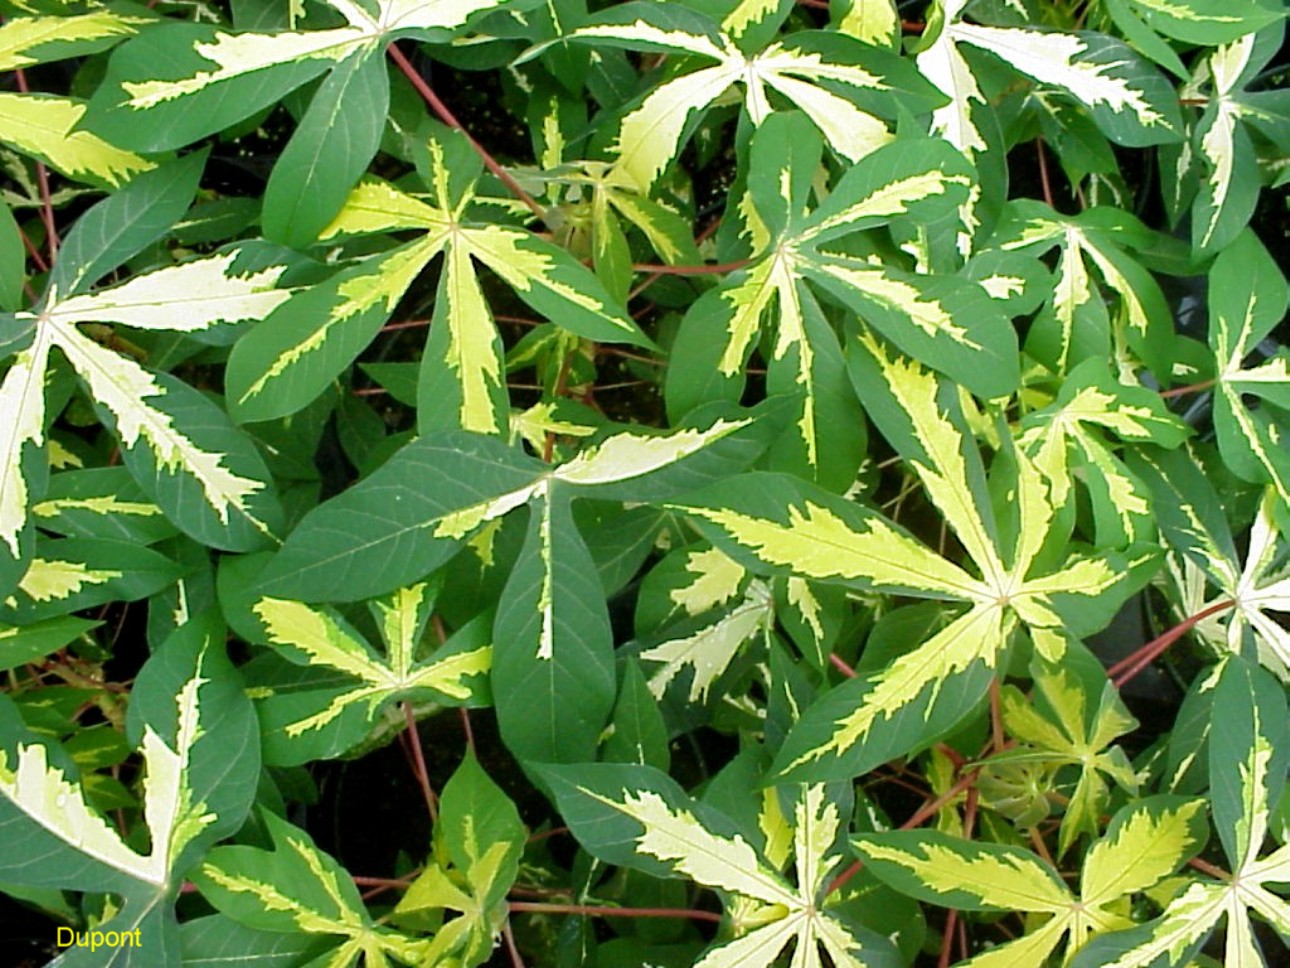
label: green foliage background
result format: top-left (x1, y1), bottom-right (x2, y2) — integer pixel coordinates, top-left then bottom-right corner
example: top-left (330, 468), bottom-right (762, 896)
top-left (0, 0), bottom-right (1287, 965)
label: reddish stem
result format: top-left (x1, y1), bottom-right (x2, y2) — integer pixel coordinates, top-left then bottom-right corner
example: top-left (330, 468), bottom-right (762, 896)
top-left (1108, 599), bottom-right (1235, 688)
top-left (502, 921), bottom-right (526, 968)
top-left (508, 901), bottom-right (721, 923)
top-left (829, 652), bottom-right (858, 678)
top-left (380, 317), bottom-right (431, 333)
top-left (1036, 138), bottom-right (1055, 210)
top-left (630, 258), bottom-right (750, 276)
top-left (1160, 378), bottom-right (1216, 399)
top-left (402, 702), bottom-right (439, 824)
top-left (14, 69), bottom-right (58, 262)
top-left (386, 43), bottom-right (546, 221)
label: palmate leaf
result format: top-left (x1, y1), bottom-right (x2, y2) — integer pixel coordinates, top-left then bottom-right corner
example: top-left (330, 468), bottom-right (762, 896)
top-left (1, 245), bottom-right (291, 561)
top-left (1187, 23), bottom-right (1288, 253)
top-left (260, 407), bottom-right (775, 765)
top-left (991, 200), bottom-right (1175, 377)
top-left (856, 796), bottom-right (1207, 968)
top-left (225, 132), bottom-right (648, 427)
top-left (1071, 655), bottom-right (1290, 968)
top-left (83, 0), bottom-right (520, 246)
top-left (667, 112), bottom-right (1015, 489)
top-left (991, 647), bottom-right (1140, 856)
top-left (534, 0), bottom-right (943, 191)
top-left (1018, 358), bottom-right (1190, 545)
top-left (0, 157), bottom-right (291, 591)
top-left (673, 336), bottom-right (1153, 781)
top-left (1208, 231), bottom-right (1290, 506)
top-left (916, 0), bottom-right (1182, 157)
top-left (252, 582), bottom-right (491, 764)
top-left (193, 809), bottom-right (432, 968)
top-left (0, 618), bottom-right (259, 968)
top-left (394, 751), bottom-right (525, 967)
top-left (1135, 447), bottom-right (1290, 678)
top-left (540, 763), bottom-right (901, 968)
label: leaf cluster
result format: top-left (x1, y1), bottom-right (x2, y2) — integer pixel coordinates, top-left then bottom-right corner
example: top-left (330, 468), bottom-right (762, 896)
top-left (0, 0), bottom-right (1288, 965)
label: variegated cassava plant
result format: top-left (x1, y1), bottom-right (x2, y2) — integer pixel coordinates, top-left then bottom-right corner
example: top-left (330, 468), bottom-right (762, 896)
top-left (0, 0), bottom-right (1288, 965)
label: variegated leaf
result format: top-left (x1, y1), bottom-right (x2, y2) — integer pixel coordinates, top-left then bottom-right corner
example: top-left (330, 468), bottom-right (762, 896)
top-left (0, 621), bottom-right (258, 967)
top-left (253, 587), bottom-right (491, 764)
top-left (0, 92), bottom-right (154, 189)
top-left (539, 764), bottom-right (900, 967)
top-left (542, 3), bottom-right (940, 190)
top-left (86, 0), bottom-right (509, 151)
top-left (1209, 232), bottom-right (1290, 506)
top-left (859, 797), bottom-right (1205, 965)
top-left (1072, 656), bottom-right (1289, 968)
top-left (640, 579), bottom-right (772, 701)
top-left (0, 9), bottom-right (150, 71)
top-left (924, 3), bottom-right (1183, 149)
top-left (193, 809), bottom-right (432, 965)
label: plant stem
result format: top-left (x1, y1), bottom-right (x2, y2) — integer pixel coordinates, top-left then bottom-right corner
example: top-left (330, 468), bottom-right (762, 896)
top-left (502, 920), bottom-right (526, 967)
top-left (1159, 378), bottom-right (1216, 399)
top-left (14, 68), bottom-right (58, 262)
top-left (1036, 137), bottom-right (1055, 210)
top-left (829, 652), bottom-right (858, 678)
top-left (1108, 599), bottom-right (1235, 688)
top-left (386, 43), bottom-right (546, 221)
top-left (509, 900), bottom-right (722, 922)
top-left (402, 702), bottom-right (439, 824)
top-left (630, 258), bottom-right (751, 276)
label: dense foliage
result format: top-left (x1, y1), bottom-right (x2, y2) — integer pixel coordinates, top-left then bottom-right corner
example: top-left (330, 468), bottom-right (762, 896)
top-left (0, 0), bottom-right (1287, 965)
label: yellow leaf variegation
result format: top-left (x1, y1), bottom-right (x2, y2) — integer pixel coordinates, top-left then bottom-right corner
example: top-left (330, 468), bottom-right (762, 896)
top-left (1, 249), bottom-right (293, 565)
top-left (0, 9), bottom-right (149, 71)
top-left (917, 0), bottom-right (1181, 154)
top-left (536, 4), bottom-right (927, 192)
top-left (676, 336), bottom-right (1151, 780)
top-left (0, 658), bottom-right (218, 888)
top-left (0, 92), bottom-right (154, 188)
top-left (253, 583), bottom-right (491, 763)
top-left (545, 764), bottom-right (900, 967)
top-left (857, 797), bottom-right (1206, 967)
top-left (227, 157), bottom-right (645, 429)
top-left (641, 579), bottom-right (773, 701)
top-left (194, 810), bottom-right (433, 967)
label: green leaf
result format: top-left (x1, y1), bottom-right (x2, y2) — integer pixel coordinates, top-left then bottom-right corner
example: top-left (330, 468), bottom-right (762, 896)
top-left (603, 658), bottom-right (671, 770)
top-left (394, 750), bottom-right (524, 965)
top-left (193, 809), bottom-right (432, 965)
top-left (257, 432), bottom-right (546, 602)
top-left (858, 796), bottom-right (1206, 966)
top-left (2, 538), bottom-right (181, 623)
top-left (1209, 231), bottom-right (1290, 506)
top-left (0, 8), bottom-right (151, 70)
top-left (1072, 655), bottom-right (1289, 968)
top-left (49, 150), bottom-right (206, 297)
top-left (540, 763), bottom-right (901, 967)
top-left (1130, 0), bottom-right (1284, 45)
top-left (262, 47), bottom-right (389, 249)
top-left (0, 615), bottom-right (100, 672)
top-left (545, 3), bottom-right (941, 190)
top-left (253, 584), bottom-right (491, 764)
top-left (0, 619), bottom-right (258, 967)
top-left (492, 487), bottom-right (615, 765)
top-left (226, 235), bottom-right (443, 424)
